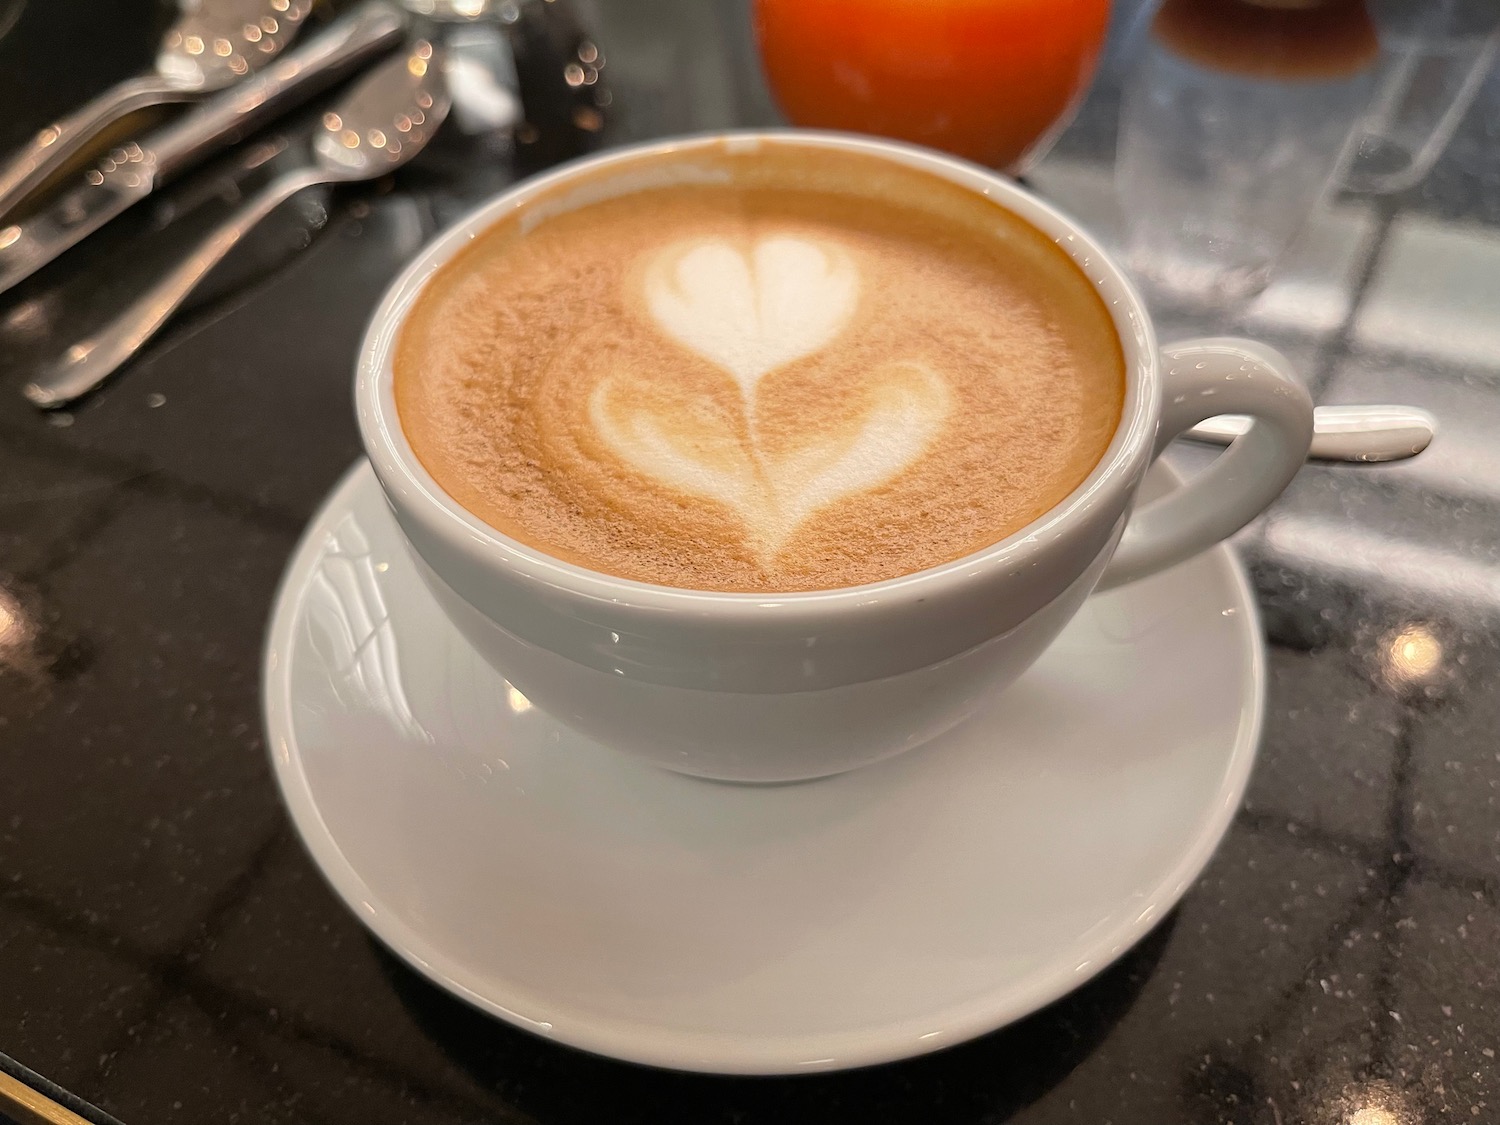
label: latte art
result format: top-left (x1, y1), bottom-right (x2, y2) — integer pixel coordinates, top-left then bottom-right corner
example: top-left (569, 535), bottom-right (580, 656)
top-left (592, 235), bottom-right (950, 561)
top-left (643, 235), bottom-right (859, 396)
top-left (592, 358), bottom-right (950, 562)
top-left (395, 147), bottom-right (1125, 592)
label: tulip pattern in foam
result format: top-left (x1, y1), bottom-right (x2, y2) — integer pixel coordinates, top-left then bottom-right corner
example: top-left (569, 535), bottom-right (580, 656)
top-left (590, 235), bottom-right (950, 563)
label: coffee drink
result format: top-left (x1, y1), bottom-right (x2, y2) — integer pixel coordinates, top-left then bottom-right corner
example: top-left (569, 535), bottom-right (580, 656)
top-left (394, 146), bottom-right (1124, 592)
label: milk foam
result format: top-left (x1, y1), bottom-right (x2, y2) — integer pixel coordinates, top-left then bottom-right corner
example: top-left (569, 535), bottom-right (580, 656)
top-left (592, 357), bottom-right (948, 561)
top-left (393, 151), bottom-right (1126, 592)
top-left (643, 236), bottom-right (859, 400)
top-left (591, 235), bottom-right (947, 562)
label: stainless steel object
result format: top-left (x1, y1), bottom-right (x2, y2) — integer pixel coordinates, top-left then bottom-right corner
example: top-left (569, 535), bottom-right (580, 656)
top-left (0, 134), bottom-right (332, 388)
top-left (410, 0), bottom-right (608, 155)
top-left (1184, 404), bottom-right (1437, 462)
top-left (401, 0), bottom-right (502, 18)
top-left (0, 0), bottom-right (314, 219)
top-left (24, 40), bottom-right (451, 409)
top-left (0, 1), bottom-right (406, 296)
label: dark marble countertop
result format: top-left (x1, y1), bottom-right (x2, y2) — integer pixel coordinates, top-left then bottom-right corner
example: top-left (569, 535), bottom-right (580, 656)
top-left (1, 2), bottom-right (1497, 1123)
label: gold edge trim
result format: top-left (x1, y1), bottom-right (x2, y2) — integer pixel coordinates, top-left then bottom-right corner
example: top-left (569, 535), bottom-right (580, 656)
top-left (0, 1070), bottom-right (97, 1125)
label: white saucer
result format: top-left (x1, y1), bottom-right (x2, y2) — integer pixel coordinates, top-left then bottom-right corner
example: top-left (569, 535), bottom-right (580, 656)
top-left (263, 460), bottom-right (1263, 1075)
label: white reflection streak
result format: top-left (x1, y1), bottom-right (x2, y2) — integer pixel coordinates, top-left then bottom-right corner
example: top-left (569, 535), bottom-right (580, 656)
top-left (1265, 516), bottom-right (1500, 609)
top-left (304, 513), bottom-right (430, 742)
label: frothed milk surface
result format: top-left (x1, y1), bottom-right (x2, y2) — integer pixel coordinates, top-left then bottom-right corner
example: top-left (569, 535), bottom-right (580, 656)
top-left (395, 147), bottom-right (1125, 592)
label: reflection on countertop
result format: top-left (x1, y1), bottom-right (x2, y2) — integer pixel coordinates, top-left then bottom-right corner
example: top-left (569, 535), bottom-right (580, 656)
top-left (302, 510), bottom-right (430, 744)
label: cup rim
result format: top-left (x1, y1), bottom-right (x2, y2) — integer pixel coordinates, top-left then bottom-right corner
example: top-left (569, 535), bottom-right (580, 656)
top-left (356, 129), bottom-right (1158, 616)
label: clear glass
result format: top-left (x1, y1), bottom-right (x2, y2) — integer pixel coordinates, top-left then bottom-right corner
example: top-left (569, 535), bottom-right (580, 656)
top-left (1116, 37), bottom-right (1376, 308)
top-left (1342, 0), bottom-right (1500, 195)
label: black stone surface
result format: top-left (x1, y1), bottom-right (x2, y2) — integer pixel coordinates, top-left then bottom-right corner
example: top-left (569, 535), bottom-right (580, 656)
top-left (1, 2), bottom-right (1497, 1123)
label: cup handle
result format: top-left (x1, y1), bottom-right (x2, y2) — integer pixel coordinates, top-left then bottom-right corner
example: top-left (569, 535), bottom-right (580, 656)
top-left (1096, 337), bottom-right (1314, 591)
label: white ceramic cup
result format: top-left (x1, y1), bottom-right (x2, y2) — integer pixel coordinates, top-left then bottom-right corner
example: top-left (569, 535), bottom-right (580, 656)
top-left (356, 131), bottom-right (1314, 783)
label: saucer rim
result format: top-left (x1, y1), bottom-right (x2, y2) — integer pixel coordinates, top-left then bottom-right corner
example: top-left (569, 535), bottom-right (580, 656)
top-left (263, 459), bottom-right (1264, 1075)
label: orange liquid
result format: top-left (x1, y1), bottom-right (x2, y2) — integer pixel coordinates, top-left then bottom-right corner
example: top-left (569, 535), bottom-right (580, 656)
top-left (755, 0), bottom-right (1111, 170)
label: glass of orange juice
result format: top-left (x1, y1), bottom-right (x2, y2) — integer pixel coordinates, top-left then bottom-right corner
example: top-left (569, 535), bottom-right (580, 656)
top-left (754, 0), bottom-right (1112, 173)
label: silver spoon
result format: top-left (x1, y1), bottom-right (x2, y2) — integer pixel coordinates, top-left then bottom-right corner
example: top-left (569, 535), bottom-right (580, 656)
top-left (1184, 404), bottom-right (1436, 462)
top-left (23, 39), bottom-right (450, 409)
top-left (401, 0), bottom-right (502, 17)
top-left (0, 0), bottom-right (312, 220)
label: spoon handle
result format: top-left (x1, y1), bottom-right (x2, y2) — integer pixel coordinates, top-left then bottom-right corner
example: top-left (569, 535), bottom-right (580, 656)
top-left (0, 74), bottom-right (189, 221)
top-left (23, 166), bottom-right (326, 409)
top-left (1183, 404), bottom-right (1436, 462)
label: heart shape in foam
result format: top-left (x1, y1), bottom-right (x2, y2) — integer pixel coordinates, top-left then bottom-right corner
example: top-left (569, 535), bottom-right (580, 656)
top-left (590, 362), bottom-right (950, 563)
top-left (590, 232), bottom-right (951, 566)
top-left (643, 236), bottom-right (860, 399)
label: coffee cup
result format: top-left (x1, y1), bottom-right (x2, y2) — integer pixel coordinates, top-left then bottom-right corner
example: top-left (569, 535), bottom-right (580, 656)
top-left (356, 130), bottom-right (1314, 783)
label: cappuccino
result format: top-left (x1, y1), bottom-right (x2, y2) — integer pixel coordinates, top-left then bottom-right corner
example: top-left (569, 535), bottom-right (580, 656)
top-left (394, 147), bottom-right (1124, 592)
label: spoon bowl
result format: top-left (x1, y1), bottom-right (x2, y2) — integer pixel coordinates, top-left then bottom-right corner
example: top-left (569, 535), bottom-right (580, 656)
top-left (311, 41), bottom-right (448, 180)
top-left (157, 0), bottom-right (315, 93)
top-left (0, 0), bottom-right (314, 219)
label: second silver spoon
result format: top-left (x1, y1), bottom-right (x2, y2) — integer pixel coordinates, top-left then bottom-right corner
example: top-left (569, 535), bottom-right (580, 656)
top-left (24, 40), bottom-right (450, 409)
top-left (0, 0), bottom-right (312, 220)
